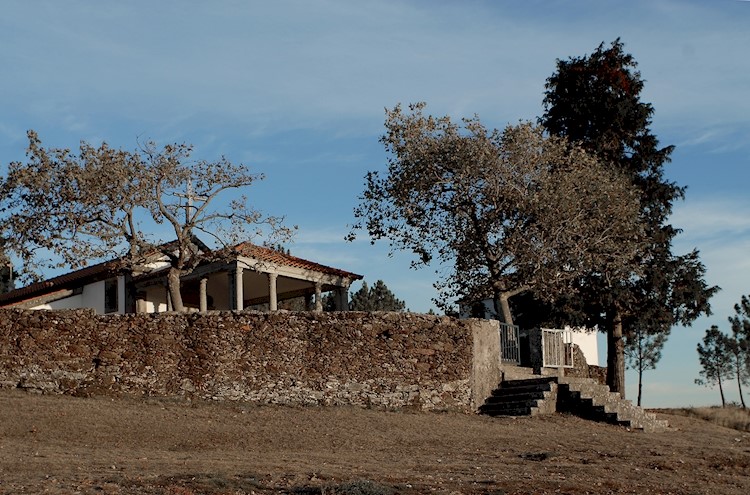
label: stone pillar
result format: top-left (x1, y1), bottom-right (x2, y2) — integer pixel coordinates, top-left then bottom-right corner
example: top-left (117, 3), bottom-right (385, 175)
top-left (268, 273), bottom-right (278, 311)
top-left (471, 319), bottom-right (502, 412)
top-left (199, 277), bottom-right (208, 312)
top-left (230, 266), bottom-right (244, 311)
top-left (314, 282), bottom-right (323, 312)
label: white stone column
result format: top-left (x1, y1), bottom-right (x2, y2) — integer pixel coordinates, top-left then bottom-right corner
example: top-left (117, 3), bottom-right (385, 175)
top-left (199, 277), bottom-right (208, 312)
top-left (268, 273), bottom-right (278, 311)
top-left (117, 275), bottom-right (126, 314)
top-left (314, 282), bottom-right (323, 312)
top-left (234, 266), bottom-right (244, 311)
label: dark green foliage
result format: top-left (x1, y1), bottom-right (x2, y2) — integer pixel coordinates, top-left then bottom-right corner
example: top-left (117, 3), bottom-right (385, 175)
top-left (349, 280), bottom-right (406, 312)
top-left (541, 39), bottom-right (718, 395)
top-left (727, 295), bottom-right (750, 408)
top-left (696, 325), bottom-right (733, 407)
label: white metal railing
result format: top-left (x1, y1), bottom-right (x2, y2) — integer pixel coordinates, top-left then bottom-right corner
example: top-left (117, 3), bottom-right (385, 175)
top-left (541, 328), bottom-right (574, 368)
top-left (499, 322), bottom-right (520, 365)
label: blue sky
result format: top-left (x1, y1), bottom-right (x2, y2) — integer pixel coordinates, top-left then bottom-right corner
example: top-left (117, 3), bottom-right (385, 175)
top-left (2, 0), bottom-right (749, 407)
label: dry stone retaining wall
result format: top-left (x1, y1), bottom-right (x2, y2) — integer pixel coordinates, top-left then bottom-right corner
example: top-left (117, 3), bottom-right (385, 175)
top-left (0, 309), bottom-right (494, 411)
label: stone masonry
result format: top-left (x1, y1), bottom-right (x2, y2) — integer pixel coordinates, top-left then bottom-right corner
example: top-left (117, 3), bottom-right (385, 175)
top-left (0, 309), bottom-right (499, 412)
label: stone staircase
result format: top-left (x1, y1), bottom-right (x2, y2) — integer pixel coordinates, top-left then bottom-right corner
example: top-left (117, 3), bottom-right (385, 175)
top-left (557, 377), bottom-right (669, 433)
top-left (479, 376), bottom-right (559, 417)
top-left (479, 369), bottom-right (668, 433)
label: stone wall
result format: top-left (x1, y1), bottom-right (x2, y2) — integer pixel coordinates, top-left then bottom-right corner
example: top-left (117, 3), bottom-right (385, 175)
top-left (0, 309), bottom-right (499, 412)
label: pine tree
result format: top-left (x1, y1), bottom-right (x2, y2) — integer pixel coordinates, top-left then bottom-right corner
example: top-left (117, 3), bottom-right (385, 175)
top-left (696, 326), bottom-right (733, 407)
top-left (727, 295), bottom-right (750, 408)
top-left (625, 328), bottom-right (667, 407)
top-left (349, 280), bottom-right (406, 312)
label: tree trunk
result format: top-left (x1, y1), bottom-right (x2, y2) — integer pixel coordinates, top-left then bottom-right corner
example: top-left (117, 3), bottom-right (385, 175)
top-left (637, 366), bottom-right (643, 407)
top-left (167, 267), bottom-right (185, 312)
top-left (737, 369), bottom-right (746, 409)
top-left (606, 309), bottom-right (626, 398)
top-left (493, 294), bottom-right (514, 326)
top-left (718, 375), bottom-right (726, 407)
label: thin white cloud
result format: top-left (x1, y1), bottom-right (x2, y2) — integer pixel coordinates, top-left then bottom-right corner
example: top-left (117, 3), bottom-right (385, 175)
top-left (671, 198), bottom-right (750, 241)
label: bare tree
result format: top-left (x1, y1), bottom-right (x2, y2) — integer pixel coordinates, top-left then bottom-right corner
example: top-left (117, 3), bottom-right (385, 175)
top-left (349, 103), bottom-right (643, 325)
top-left (3, 131), bottom-right (292, 311)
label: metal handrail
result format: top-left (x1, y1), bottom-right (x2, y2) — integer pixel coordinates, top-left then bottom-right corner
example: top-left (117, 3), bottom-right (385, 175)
top-left (541, 327), bottom-right (574, 368)
top-left (499, 322), bottom-right (520, 365)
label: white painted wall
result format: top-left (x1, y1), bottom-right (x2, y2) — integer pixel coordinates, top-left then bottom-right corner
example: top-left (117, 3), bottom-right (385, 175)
top-left (144, 285), bottom-right (168, 313)
top-left (567, 327), bottom-right (599, 366)
top-left (32, 279), bottom-right (107, 313)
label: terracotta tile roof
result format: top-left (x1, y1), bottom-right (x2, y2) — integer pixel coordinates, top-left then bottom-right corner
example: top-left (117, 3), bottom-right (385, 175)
top-left (0, 239), bottom-right (362, 307)
top-left (233, 243), bottom-right (363, 280)
top-left (0, 260), bottom-right (119, 306)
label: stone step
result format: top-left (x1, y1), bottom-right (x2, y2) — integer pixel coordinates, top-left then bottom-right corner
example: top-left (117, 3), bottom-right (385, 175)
top-left (485, 390), bottom-right (553, 404)
top-left (479, 403), bottom-right (533, 416)
top-left (492, 382), bottom-right (555, 396)
top-left (480, 378), bottom-right (669, 432)
top-left (562, 379), bottom-right (668, 432)
top-left (501, 376), bottom-right (558, 389)
top-left (479, 374), bottom-right (668, 432)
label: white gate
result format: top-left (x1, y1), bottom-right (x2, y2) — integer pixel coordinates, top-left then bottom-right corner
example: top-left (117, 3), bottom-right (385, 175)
top-left (499, 322), bottom-right (520, 365)
top-left (541, 328), bottom-right (573, 368)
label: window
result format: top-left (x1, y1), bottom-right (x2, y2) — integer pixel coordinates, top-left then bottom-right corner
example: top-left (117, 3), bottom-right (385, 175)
top-left (104, 278), bottom-right (119, 314)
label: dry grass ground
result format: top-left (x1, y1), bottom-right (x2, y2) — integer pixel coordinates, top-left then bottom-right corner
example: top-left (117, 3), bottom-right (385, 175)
top-left (659, 406), bottom-right (750, 433)
top-left (1, 390), bottom-right (749, 494)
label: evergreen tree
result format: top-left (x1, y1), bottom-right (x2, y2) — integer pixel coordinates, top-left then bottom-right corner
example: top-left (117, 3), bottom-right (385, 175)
top-left (625, 328), bottom-right (667, 407)
top-left (541, 39), bottom-right (717, 396)
top-left (727, 295), bottom-right (750, 408)
top-left (696, 325), bottom-right (733, 407)
top-left (349, 280), bottom-right (406, 312)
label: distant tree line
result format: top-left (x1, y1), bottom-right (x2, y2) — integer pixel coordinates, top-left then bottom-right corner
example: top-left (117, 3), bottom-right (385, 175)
top-left (321, 280), bottom-right (406, 312)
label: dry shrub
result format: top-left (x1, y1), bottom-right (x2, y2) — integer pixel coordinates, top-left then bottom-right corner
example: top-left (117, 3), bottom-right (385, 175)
top-left (661, 405), bottom-right (750, 432)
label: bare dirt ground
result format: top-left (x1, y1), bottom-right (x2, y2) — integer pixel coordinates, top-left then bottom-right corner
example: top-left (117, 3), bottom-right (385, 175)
top-left (1, 390), bottom-right (749, 494)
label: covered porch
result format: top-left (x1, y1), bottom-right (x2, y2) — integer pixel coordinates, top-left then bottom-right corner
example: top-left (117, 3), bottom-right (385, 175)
top-left (133, 244), bottom-right (362, 313)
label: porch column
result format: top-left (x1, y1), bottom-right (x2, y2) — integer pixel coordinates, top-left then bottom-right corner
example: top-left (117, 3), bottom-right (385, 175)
top-left (199, 277), bottom-right (208, 312)
top-left (231, 266), bottom-right (244, 311)
top-left (336, 280), bottom-right (350, 311)
top-left (117, 275), bottom-right (127, 314)
top-left (232, 266), bottom-right (245, 311)
top-left (268, 273), bottom-right (278, 311)
top-left (314, 282), bottom-right (323, 312)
